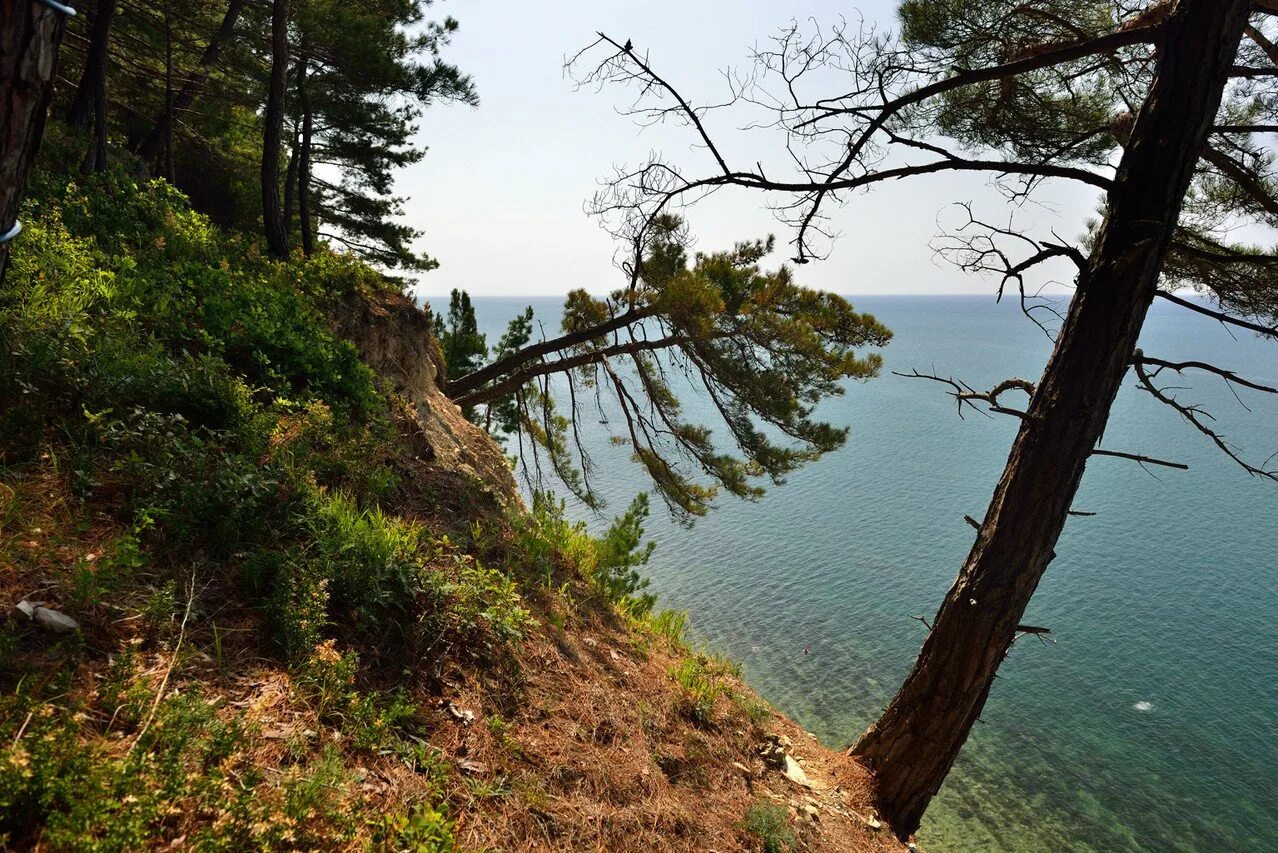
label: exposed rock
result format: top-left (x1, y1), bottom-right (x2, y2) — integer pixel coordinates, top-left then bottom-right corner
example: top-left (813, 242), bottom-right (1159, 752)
top-left (801, 803), bottom-right (820, 822)
top-left (759, 740), bottom-right (787, 770)
top-left (782, 754), bottom-right (812, 788)
top-left (332, 290), bottom-right (518, 506)
top-left (441, 699), bottom-right (475, 725)
top-left (14, 600), bottom-right (79, 633)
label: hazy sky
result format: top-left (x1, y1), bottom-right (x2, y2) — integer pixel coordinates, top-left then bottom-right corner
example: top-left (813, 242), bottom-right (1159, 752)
top-left (401, 1), bottom-right (1103, 300)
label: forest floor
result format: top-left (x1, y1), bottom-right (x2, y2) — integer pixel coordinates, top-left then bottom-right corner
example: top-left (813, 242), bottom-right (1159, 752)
top-left (2, 463), bottom-right (905, 852)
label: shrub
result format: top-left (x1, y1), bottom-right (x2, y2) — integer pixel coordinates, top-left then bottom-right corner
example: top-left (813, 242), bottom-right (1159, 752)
top-left (744, 801), bottom-right (796, 853)
top-left (670, 654), bottom-right (738, 725)
top-left (373, 803), bottom-right (458, 852)
top-left (514, 491), bottom-right (657, 613)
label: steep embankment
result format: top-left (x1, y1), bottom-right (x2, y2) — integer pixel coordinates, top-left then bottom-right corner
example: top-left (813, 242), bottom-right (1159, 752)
top-left (0, 166), bottom-right (901, 851)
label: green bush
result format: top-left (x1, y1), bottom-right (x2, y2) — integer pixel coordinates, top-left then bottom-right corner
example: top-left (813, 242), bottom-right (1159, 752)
top-left (514, 491), bottom-right (657, 613)
top-left (743, 801), bottom-right (796, 853)
top-left (373, 802), bottom-right (458, 852)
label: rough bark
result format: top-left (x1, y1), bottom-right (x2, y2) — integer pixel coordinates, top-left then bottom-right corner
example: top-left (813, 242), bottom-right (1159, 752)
top-left (66, 0), bottom-right (116, 130)
top-left (849, 0), bottom-right (1251, 839)
top-left (297, 48), bottom-right (314, 256)
top-left (261, 0), bottom-right (290, 258)
top-left (0, 2), bottom-right (67, 283)
top-left (162, 3), bottom-right (174, 182)
top-left (136, 0), bottom-right (248, 163)
top-left (283, 128), bottom-right (299, 231)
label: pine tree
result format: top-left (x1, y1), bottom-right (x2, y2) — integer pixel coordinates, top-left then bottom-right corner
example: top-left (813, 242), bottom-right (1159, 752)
top-left (432, 289), bottom-right (488, 381)
top-left (261, 0), bottom-right (289, 258)
top-left (287, 0), bottom-right (476, 269)
top-left (0, 2), bottom-right (68, 283)
top-left (446, 216), bottom-right (892, 521)
top-left (573, 0), bottom-right (1273, 836)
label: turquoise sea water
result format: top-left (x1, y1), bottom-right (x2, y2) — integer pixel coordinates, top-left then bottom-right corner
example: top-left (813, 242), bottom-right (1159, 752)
top-left (457, 294), bottom-right (1278, 851)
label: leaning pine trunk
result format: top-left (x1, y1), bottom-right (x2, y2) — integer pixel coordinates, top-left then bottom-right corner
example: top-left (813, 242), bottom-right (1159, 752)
top-left (850, 0), bottom-right (1251, 839)
top-left (136, 0), bottom-right (248, 164)
top-left (261, 0), bottom-right (290, 258)
top-left (66, 0), bottom-right (116, 131)
top-left (0, 2), bottom-right (67, 283)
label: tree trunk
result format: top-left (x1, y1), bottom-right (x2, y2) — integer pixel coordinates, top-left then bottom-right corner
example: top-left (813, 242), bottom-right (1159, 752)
top-left (162, 3), bottom-right (174, 183)
top-left (136, 0), bottom-right (247, 163)
top-left (0, 2), bottom-right (67, 283)
top-left (261, 0), bottom-right (290, 258)
top-left (283, 127), bottom-right (299, 231)
top-left (66, 0), bottom-right (116, 131)
top-left (297, 49), bottom-right (314, 256)
top-left (849, 0), bottom-right (1250, 840)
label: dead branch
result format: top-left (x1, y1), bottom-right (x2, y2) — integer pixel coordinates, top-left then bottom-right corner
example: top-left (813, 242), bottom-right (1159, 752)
top-left (1132, 350), bottom-right (1278, 480)
top-left (1090, 448), bottom-right (1189, 470)
top-left (1156, 291), bottom-right (1278, 339)
top-left (895, 369), bottom-right (1035, 419)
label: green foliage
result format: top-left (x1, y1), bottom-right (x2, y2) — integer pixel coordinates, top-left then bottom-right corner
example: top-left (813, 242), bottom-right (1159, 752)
top-left (897, 1), bottom-right (1116, 163)
top-left (485, 306), bottom-right (536, 432)
top-left (432, 289), bottom-right (488, 381)
top-left (669, 653), bottom-right (738, 725)
top-left (643, 609), bottom-right (690, 647)
top-left (513, 491), bottom-right (657, 614)
top-left (892, 2), bottom-right (1278, 332)
top-left (288, 0), bottom-right (478, 269)
top-left (593, 493), bottom-right (658, 613)
top-left (4, 164), bottom-right (532, 664)
top-left (296, 641), bottom-right (422, 752)
top-left (0, 159), bottom-right (512, 851)
top-left (51, 0), bottom-right (473, 269)
top-left (743, 800), bottom-right (796, 853)
top-left (463, 215), bottom-right (892, 522)
top-left (0, 678), bottom-right (364, 851)
top-left (373, 802), bottom-right (458, 852)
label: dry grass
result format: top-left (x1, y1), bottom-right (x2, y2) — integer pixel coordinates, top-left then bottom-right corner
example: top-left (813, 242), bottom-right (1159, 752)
top-left (0, 460), bottom-right (902, 852)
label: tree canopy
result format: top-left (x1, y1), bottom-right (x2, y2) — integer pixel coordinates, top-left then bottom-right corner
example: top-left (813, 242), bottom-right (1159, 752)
top-left (440, 215), bottom-right (891, 523)
top-left (52, 0), bottom-right (474, 270)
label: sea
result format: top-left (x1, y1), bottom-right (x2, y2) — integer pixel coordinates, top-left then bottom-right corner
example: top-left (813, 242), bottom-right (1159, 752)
top-left (454, 294), bottom-right (1278, 852)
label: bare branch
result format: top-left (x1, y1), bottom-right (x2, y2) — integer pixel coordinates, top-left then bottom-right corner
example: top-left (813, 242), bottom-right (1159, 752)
top-left (1156, 290), bottom-right (1278, 339)
top-left (894, 369), bottom-right (1035, 419)
top-left (1089, 448), bottom-right (1189, 470)
top-left (1132, 350), bottom-right (1278, 480)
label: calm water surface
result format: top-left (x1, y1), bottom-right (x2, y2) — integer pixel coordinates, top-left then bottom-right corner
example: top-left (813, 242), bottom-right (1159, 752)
top-left (454, 294), bottom-right (1278, 852)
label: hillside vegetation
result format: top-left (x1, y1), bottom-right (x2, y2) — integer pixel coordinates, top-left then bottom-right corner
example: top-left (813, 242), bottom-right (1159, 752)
top-left (0, 141), bottom-right (897, 852)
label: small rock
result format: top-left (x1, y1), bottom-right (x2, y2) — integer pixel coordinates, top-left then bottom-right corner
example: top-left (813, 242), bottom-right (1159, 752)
top-left (866, 814), bottom-right (883, 831)
top-left (14, 600), bottom-right (36, 619)
top-left (801, 803), bottom-right (820, 823)
top-left (759, 742), bottom-right (787, 770)
top-left (31, 604), bottom-right (79, 633)
top-left (441, 700), bottom-right (475, 725)
top-left (458, 758), bottom-right (487, 775)
top-left (782, 755), bottom-right (811, 788)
